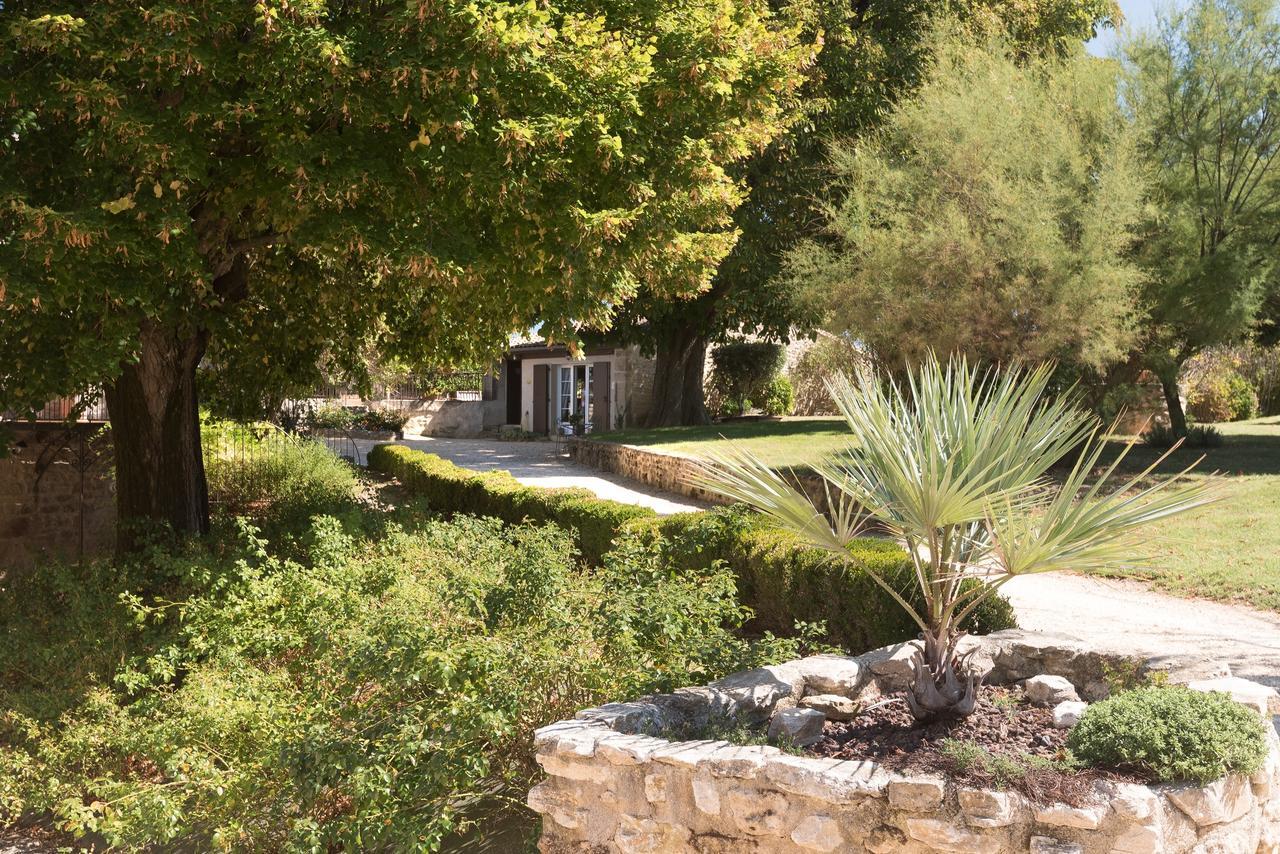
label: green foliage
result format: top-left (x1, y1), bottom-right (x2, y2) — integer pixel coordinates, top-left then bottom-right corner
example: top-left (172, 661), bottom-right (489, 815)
top-left (699, 356), bottom-right (1210, 718)
top-left (1187, 369), bottom-right (1260, 423)
top-left (202, 421), bottom-right (361, 528)
top-left (1185, 345), bottom-right (1280, 417)
top-left (1068, 686), bottom-right (1269, 783)
top-left (1124, 0), bottom-right (1280, 428)
top-left (0, 513), bottom-right (798, 850)
top-left (760, 376), bottom-right (795, 417)
top-left (708, 341), bottom-right (785, 417)
top-left (789, 336), bottom-right (868, 415)
top-left (368, 443), bottom-right (650, 564)
top-left (607, 1), bottom-right (1115, 426)
top-left (0, 0), bottom-right (811, 532)
top-left (310, 407), bottom-right (409, 434)
top-left (793, 33), bottom-right (1144, 370)
top-left (629, 506), bottom-right (1016, 652)
top-left (1141, 423), bottom-right (1224, 449)
top-left (938, 739), bottom-right (1079, 790)
top-left (371, 444), bottom-right (1016, 651)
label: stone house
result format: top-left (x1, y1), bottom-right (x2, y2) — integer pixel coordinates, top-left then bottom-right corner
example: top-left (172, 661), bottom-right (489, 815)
top-left (504, 340), bottom-right (656, 435)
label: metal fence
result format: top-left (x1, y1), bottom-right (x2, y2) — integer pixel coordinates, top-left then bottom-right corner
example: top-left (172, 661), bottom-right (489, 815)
top-left (203, 421), bottom-right (364, 513)
top-left (4, 394), bottom-right (110, 423)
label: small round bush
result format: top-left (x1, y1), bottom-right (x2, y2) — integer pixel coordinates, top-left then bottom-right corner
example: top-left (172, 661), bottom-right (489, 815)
top-left (1067, 686), bottom-right (1268, 784)
top-left (761, 376), bottom-right (794, 416)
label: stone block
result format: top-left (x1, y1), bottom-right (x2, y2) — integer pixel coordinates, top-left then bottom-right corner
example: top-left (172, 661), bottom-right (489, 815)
top-left (905, 817), bottom-right (1001, 853)
top-left (958, 787), bottom-right (1022, 828)
top-left (1166, 774), bottom-right (1256, 827)
top-left (888, 776), bottom-right (946, 811)
top-left (701, 743), bottom-right (779, 778)
top-left (767, 708), bottom-right (825, 747)
top-left (1025, 674), bottom-right (1081, 706)
top-left (691, 776), bottom-right (720, 815)
top-left (793, 654), bottom-right (865, 697)
top-left (859, 641), bottom-right (920, 692)
top-left (798, 693), bottom-right (860, 721)
top-left (1187, 676), bottom-right (1278, 717)
top-left (1052, 700), bottom-right (1087, 728)
top-left (1110, 782), bottom-right (1160, 822)
top-left (790, 814), bottom-right (843, 852)
top-left (1034, 801), bottom-right (1107, 830)
top-left (724, 786), bottom-right (791, 836)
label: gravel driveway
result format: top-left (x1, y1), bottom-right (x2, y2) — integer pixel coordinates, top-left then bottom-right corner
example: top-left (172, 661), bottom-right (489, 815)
top-left (1003, 572), bottom-right (1280, 689)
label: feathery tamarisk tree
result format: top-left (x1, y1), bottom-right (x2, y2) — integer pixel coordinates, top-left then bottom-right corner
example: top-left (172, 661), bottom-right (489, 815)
top-left (0, 0), bottom-right (810, 548)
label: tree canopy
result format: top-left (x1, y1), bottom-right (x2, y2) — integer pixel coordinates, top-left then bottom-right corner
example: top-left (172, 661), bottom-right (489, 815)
top-left (791, 34), bottom-right (1145, 371)
top-left (1123, 0), bottom-right (1280, 432)
top-left (604, 0), bottom-right (1119, 426)
top-left (0, 0), bottom-right (809, 540)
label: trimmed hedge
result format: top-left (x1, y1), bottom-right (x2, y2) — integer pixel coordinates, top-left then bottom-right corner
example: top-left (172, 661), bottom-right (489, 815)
top-left (368, 444), bottom-right (1016, 650)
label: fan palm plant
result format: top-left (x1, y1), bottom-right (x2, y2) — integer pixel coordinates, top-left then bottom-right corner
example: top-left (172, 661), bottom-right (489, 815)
top-left (696, 356), bottom-right (1215, 721)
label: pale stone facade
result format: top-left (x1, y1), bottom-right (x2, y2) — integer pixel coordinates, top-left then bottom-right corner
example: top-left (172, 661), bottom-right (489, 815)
top-left (529, 630), bottom-right (1280, 853)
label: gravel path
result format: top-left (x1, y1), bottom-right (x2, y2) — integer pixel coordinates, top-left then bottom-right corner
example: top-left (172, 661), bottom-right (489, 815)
top-left (357, 435), bottom-right (707, 515)
top-left (1003, 572), bottom-right (1280, 689)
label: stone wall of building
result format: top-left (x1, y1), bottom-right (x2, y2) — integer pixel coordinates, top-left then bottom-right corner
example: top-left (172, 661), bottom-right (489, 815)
top-left (530, 630), bottom-right (1280, 854)
top-left (0, 425), bottom-right (115, 571)
top-left (399, 399), bottom-right (489, 437)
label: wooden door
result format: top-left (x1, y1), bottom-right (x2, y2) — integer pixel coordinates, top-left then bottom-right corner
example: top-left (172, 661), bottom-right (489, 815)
top-left (532, 364), bottom-right (549, 433)
top-left (591, 362), bottom-right (611, 432)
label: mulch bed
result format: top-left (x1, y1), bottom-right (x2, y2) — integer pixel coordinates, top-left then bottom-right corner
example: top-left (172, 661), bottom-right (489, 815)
top-left (808, 685), bottom-right (1136, 804)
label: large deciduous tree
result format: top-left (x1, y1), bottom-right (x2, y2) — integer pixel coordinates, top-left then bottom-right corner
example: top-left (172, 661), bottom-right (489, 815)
top-left (0, 0), bottom-right (808, 545)
top-left (1124, 0), bottom-right (1280, 434)
top-left (789, 36), bottom-right (1145, 371)
top-left (608, 0), bottom-right (1118, 427)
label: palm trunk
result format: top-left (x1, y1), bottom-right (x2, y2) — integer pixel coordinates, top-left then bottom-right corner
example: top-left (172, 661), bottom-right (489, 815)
top-left (646, 326), bottom-right (711, 427)
top-left (104, 322), bottom-right (210, 552)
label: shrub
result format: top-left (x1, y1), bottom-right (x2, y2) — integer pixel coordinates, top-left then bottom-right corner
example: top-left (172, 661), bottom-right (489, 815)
top-left (1141, 423), bottom-right (1223, 449)
top-left (789, 335), bottom-right (867, 416)
top-left (354, 408), bottom-right (408, 433)
top-left (309, 404), bottom-right (355, 430)
top-left (203, 421), bottom-right (360, 528)
top-left (1067, 686), bottom-right (1269, 783)
top-left (0, 515), bottom-right (803, 850)
top-left (760, 376), bottom-right (794, 416)
top-left (1187, 368), bottom-right (1259, 422)
top-left (370, 445), bottom-right (1019, 652)
top-left (707, 340), bottom-right (785, 416)
top-left (627, 506), bottom-right (1016, 652)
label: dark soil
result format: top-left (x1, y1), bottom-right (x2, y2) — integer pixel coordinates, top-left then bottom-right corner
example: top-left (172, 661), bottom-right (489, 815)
top-left (808, 685), bottom-right (1135, 804)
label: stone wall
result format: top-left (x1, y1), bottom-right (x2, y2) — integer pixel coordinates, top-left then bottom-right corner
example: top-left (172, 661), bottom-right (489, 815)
top-left (0, 425), bottom-right (115, 571)
top-left (399, 399), bottom-right (489, 437)
top-left (529, 630), bottom-right (1280, 853)
top-left (568, 438), bottom-right (830, 510)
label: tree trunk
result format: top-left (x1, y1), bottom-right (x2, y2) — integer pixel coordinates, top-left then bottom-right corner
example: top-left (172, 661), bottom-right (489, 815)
top-left (646, 326), bottom-right (711, 427)
top-left (104, 322), bottom-right (210, 551)
top-left (1158, 370), bottom-right (1188, 435)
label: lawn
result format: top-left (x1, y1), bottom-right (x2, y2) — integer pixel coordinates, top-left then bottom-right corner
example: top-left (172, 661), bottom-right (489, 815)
top-left (596, 417), bottom-right (850, 468)
top-left (600, 414), bottom-right (1280, 612)
top-left (1090, 417), bottom-right (1280, 611)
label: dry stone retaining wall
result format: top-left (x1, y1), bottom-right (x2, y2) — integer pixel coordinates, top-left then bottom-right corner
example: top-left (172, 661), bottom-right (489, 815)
top-left (567, 438), bottom-right (829, 509)
top-left (529, 629), bottom-right (1280, 853)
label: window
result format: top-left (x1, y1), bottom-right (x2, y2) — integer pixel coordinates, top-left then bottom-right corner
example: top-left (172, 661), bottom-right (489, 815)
top-left (556, 364), bottom-right (594, 432)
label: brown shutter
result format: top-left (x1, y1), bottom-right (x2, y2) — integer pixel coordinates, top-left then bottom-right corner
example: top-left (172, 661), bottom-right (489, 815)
top-left (532, 365), bottom-right (549, 434)
top-left (592, 362), bottom-right (611, 432)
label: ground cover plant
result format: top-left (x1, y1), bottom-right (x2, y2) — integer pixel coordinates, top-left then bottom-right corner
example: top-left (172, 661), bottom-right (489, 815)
top-left (700, 356), bottom-right (1212, 720)
top-left (0, 499), bottom-right (810, 850)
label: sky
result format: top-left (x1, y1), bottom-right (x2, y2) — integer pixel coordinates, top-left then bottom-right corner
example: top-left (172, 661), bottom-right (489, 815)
top-left (1086, 0), bottom-right (1164, 56)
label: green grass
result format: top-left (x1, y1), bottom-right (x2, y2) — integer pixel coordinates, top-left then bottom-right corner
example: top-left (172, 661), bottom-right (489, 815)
top-left (595, 417), bottom-right (850, 468)
top-left (599, 414), bottom-right (1280, 612)
top-left (1089, 416), bottom-right (1280, 611)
